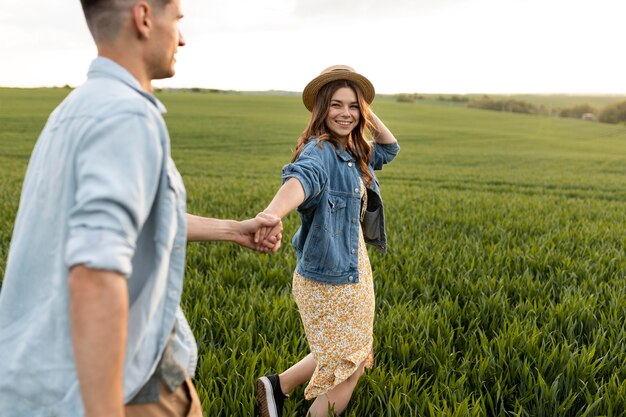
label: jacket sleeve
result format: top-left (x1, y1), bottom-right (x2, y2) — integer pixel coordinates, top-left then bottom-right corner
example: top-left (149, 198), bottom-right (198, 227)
top-left (370, 141), bottom-right (400, 171)
top-left (281, 141), bottom-right (328, 211)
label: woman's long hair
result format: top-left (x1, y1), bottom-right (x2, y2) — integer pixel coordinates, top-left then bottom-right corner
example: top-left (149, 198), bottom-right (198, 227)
top-left (292, 80), bottom-right (380, 186)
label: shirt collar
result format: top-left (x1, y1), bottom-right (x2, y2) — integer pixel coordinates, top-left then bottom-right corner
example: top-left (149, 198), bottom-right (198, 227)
top-left (87, 57), bottom-right (167, 114)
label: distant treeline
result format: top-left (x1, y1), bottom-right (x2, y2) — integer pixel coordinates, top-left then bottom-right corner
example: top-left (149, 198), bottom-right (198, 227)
top-left (396, 93), bottom-right (626, 125)
top-left (468, 97), bottom-right (539, 115)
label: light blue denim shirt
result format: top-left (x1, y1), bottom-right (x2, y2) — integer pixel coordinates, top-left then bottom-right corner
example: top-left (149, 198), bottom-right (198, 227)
top-left (282, 138), bottom-right (399, 284)
top-left (0, 57), bottom-right (196, 417)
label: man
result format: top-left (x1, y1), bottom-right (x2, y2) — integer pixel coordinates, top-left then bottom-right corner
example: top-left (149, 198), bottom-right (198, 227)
top-left (0, 1), bottom-right (281, 416)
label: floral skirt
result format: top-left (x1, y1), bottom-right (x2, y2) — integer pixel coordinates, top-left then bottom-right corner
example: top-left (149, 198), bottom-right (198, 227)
top-left (292, 228), bottom-right (375, 399)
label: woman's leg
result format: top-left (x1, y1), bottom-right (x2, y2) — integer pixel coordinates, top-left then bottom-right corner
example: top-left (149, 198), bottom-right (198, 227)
top-left (307, 360), bottom-right (366, 417)
top-left (256, 353), bottom-right (317, 417)
top-left (279, 353), bottom-right (316, 395)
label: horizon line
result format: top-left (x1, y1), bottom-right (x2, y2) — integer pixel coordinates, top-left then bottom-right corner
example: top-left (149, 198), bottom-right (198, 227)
top-left (1, 85), bottom-right (626, 97)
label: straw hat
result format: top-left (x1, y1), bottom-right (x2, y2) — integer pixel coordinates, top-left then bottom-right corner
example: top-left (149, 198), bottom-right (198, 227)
top-left (302, 65), bottom-right (375, 111)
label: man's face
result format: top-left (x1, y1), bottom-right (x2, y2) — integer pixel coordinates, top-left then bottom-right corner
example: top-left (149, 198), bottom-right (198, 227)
top-left (148, 0), bottom-right (185, 80)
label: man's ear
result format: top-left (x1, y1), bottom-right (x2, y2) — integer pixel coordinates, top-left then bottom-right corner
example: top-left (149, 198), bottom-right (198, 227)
top-left (132, 2), bottom-right (152, 39)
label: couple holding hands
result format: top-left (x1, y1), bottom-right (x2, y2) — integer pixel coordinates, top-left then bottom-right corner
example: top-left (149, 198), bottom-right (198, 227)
top-left (0, 0), bottom-right (399, 416)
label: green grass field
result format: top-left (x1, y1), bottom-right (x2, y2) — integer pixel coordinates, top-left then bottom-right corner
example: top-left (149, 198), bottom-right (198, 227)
top-left (1, 87), bottom-right (625, 416)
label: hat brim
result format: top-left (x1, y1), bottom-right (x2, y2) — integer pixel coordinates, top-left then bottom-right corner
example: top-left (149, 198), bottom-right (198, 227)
top-left (302, 71), bottom-right (375, 112)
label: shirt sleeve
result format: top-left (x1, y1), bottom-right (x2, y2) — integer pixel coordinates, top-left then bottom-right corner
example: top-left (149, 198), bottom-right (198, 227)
top-left (64, 113), bottom-right (163, 277)
top-left (370, 141), bottom-right (400, 171)
top-left (281, 142), bottom-right (328, 211)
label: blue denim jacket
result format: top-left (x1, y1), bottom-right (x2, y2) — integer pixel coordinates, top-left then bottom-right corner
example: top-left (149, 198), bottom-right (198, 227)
top-left (282, 138), bottom-right (400, 284)
top-left (0, 58), bottom-right (196, 417)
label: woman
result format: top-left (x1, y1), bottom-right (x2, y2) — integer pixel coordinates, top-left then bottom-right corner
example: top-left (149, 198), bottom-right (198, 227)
top-left (255, 65), bottom-right (399, 417)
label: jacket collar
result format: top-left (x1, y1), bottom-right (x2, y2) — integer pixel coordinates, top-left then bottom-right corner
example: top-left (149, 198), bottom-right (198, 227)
top-left (331, 142), bottom-right (354, 162)
top-left (335, 148), bottom-right (354, 162)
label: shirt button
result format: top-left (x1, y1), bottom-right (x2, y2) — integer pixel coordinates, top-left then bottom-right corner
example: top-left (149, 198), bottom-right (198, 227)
top-left (354, 188), bottom-right (359, 193)
top-left (348, 276), bottom-right (354, 282)
top-left (348, 162), bottom-right (353, 167)
top-left (352, 218), bottom-right (357, 224)
top-left (351, 249), bottom-right (356, 254)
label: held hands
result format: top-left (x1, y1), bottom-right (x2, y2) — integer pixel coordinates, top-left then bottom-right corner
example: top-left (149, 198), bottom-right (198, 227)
top-left (253, 211), bottom-right (284, 253)
top-left (236, 212), bottom-right (283, 253)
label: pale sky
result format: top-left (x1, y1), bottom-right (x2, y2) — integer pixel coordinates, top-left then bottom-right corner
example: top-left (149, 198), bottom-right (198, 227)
top-left (1, 0), bottom-right (625, 94)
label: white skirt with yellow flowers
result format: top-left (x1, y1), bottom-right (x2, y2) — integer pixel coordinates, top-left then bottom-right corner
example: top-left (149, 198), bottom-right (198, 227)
top-left (292, 211), bottom-right (375, 399)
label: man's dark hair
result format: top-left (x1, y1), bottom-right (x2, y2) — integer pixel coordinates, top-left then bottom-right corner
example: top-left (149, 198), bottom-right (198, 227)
top-left (80, 0), bottom-right (172, 42)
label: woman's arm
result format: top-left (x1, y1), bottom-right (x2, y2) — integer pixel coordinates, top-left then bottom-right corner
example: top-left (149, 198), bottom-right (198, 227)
top-left (255, 178), bottom-right (306, 244)
top-left (264, 177), bottom-right (306, 218)
top-left (369, 111), bottom-right (397, 145)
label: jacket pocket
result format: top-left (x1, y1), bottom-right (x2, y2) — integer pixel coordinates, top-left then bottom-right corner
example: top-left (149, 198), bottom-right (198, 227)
top-left (325, 194), bottom-right (348, 237)
top-left (328, 195), bottom-right (347, 212)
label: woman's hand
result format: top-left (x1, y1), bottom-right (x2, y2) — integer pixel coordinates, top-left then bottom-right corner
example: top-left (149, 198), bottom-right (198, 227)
top-left (368, 110), bottom-right (397, 145)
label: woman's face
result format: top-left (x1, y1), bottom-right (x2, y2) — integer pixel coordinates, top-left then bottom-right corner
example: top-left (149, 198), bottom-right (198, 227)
top-left (325, 87), bottom-right (360, 143)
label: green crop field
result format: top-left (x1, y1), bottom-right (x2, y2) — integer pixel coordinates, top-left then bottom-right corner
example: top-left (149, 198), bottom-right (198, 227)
top-left (1, 87), bottom-right (625, 416)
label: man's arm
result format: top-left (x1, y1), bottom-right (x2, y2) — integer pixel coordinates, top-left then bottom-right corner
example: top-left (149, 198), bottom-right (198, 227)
top-left (186, 213), bottom-right (282, 252)
top-left (69, 265), bottom-right (128, 417)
